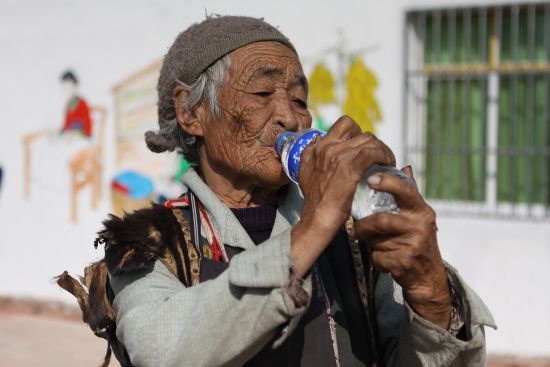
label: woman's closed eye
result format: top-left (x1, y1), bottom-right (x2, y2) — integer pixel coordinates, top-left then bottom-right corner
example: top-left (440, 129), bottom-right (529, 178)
top-left (293, 98), bottom-right (307, 109)
top-left (253, 91), bottom-right (273, 97)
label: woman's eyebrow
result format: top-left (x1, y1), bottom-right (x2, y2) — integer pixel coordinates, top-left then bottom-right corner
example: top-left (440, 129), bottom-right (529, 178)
top-left (288, 74), bottom-right (308, 94)
top-left (248, 68), bottom-right (308, 91)
top-left (294, 74), bottom-right (308, 91)
top-left (249, 66), bottom-right (284, 82)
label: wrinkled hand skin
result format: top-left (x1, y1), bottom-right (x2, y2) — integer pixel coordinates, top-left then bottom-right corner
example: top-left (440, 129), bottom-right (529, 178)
top-left (354, 168), bottom-right (452, 330)
top-left (299, 116), bottom-right (395, 232)
top-left (291, 116), bottom-right (395, 279)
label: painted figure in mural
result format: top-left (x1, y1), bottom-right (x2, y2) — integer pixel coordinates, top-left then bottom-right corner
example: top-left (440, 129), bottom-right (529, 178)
top-left (22, 69), bottom-right (94, 196)
top-left (60, 70), bottom-right (93, 138)
top-left (59, 16), bottom-right (495, 367)
top-left (22, 69), bottom-right (105, 222)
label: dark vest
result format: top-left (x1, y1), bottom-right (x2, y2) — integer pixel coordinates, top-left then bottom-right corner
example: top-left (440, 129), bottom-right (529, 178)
top-left (200, 234), bottom-right (375, 366)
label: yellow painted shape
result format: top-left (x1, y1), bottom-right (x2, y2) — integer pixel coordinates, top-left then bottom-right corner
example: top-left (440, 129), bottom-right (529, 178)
top-left (308, 63), bottom-right (337, 114)
top-left (343, 59), bottom-right (382, 133)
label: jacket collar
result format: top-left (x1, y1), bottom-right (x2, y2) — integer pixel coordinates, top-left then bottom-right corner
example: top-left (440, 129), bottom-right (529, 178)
top-left (181, 168), bottom-right (303, 250)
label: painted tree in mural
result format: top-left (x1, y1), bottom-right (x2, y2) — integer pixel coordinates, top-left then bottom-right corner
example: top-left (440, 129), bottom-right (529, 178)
top-left (308, 58), bottom-right (382, 133)
top-left (343, 59), bottom-right (382, 133)
top-left (308, 63), bottom-right (337, 132)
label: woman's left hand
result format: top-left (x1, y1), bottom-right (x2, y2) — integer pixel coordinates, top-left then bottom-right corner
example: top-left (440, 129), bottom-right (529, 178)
top-left (353, 166), bottom-right (452, 329)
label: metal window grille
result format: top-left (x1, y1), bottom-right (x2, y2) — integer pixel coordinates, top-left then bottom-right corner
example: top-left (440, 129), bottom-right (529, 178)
top-left (404, 3), bottom-right (550, 220)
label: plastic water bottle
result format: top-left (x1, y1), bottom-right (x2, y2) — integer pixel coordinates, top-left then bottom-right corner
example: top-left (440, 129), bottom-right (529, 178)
top-left (275, 128), bottom-right (415, 220)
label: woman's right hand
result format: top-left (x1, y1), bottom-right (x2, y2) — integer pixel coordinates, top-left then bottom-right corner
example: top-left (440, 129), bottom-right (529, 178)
top-left (290, 116), bottom-right (395, 277)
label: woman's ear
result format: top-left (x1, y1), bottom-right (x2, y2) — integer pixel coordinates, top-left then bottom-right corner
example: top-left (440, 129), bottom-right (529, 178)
top-left (173, 85), bottom-right (205, 138)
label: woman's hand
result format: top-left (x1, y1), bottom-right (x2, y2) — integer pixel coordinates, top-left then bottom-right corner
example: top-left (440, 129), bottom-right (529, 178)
top-left (291, 116), bottom-right (395, 278)
top-left (354, 167), bottom-right (452, 329)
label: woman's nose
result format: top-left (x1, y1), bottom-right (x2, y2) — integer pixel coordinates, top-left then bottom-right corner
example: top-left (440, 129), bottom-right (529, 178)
top-left (274, 96), bottom-right (299, 132)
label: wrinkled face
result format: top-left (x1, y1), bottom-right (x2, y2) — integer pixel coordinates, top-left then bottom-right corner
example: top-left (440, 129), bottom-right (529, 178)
top-left (200, 42), bottom-right (312, 189)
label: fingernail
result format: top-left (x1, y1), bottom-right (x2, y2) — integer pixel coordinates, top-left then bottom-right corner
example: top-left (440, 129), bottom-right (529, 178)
top-left (367, 174), bottom-right (382, 186)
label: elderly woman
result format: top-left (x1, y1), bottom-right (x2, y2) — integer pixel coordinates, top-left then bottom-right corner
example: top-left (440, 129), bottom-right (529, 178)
top-left (105, 16), bottom-right (494, 367)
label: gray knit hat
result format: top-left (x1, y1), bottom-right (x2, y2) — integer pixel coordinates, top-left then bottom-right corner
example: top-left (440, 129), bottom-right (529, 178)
top-left (157, 15), bottom-right (296, 123)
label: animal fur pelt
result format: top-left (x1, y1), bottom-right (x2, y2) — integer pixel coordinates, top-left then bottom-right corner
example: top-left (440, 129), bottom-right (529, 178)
top-left (56, 204), bottom-right (192, 367)
top-left (98, 203), bottom-right (190, 281)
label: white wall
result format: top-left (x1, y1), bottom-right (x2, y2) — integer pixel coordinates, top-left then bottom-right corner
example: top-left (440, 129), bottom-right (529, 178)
top-left (0, 0), bottom-right (547, 356)
top-left (438, 217), bottom-right (550, 356)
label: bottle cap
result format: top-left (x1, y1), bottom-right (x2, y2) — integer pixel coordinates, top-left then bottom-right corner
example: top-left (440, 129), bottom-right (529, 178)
top-left (275, 131), bottom-right (293, 157)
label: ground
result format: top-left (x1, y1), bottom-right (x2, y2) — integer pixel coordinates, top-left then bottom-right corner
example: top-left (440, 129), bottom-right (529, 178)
top-left (0, 297), bottom-right (548, 367)
top-left (0, 297), bottom-right (121, 367)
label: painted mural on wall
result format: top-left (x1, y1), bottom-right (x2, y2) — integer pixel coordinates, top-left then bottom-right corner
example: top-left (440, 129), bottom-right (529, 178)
top-left (22, 69), bottom-right (107, 223)
top-left (111, 60), bottom-right (186, 215)
top-left (308, 58), bottom-right (382, 133)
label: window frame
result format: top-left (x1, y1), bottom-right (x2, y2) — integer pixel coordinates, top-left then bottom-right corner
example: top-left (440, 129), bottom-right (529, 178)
top-left (404, 3), bottom-right (550, 220)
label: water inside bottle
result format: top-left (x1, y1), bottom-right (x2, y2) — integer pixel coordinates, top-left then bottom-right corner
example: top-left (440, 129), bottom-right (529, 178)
top-left (351, 164), bottom-right (415, 219)
top-left (352, 180), bottom-right (399, 219)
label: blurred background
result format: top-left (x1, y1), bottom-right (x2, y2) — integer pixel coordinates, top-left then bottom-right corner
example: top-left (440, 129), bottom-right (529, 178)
top-left (0, 0), bottom-right (549, 366)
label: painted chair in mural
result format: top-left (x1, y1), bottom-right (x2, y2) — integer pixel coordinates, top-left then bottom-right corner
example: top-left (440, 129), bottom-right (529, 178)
top-left (22, 105), bottom-right (108, 223)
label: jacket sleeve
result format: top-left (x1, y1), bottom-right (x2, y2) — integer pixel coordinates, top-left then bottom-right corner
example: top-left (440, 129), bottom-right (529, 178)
top-left (109, 228), bottom-right (312, 367)
top-left (376, 262), bottom-right (497, 367)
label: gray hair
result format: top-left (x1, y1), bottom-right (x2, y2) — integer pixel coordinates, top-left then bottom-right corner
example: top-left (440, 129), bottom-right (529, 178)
top-left (145, 55), bottom-right (230, 163)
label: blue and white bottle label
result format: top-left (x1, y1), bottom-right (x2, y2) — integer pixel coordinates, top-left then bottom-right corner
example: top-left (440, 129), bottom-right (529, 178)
top-left (287, 130), bottom-right (326, 182)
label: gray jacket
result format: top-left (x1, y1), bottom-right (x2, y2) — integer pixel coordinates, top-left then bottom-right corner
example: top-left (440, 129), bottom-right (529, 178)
top-left (109, 168), bottom-right (496, 367)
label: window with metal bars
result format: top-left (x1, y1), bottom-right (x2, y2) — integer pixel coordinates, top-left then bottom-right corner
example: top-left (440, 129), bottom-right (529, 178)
top-left (404, 3), bottom-right (550, 219)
